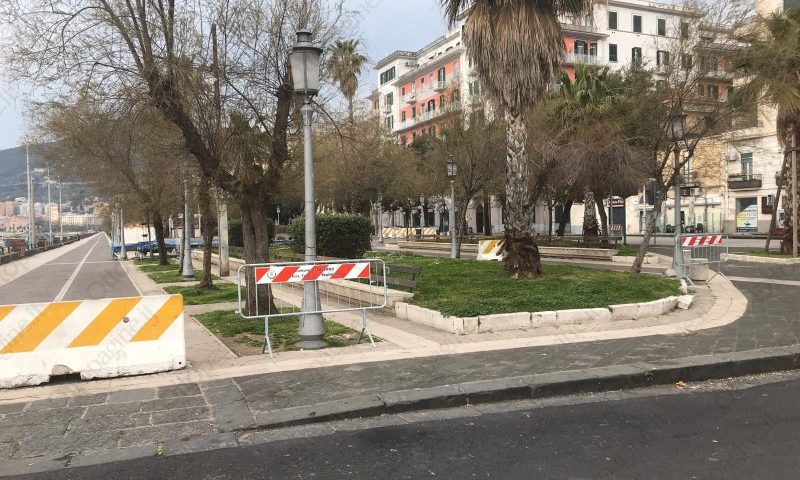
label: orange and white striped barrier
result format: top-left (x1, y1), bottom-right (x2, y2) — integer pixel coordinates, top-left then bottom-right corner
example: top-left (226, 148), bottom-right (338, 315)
top-left (681, 235), bottom-right (724, 247)
top-left (477, 239), bottom-right (504, 261)
top-left (382, 227), bottom-right (438, 239)
top-left (254, 262), bottom-right (370, 284)
top-left (0, 295), bottom-right (185, 388)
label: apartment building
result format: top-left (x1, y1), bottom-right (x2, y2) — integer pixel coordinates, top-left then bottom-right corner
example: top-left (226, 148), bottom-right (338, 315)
top-left (371, 0), bottom-right (716, 235)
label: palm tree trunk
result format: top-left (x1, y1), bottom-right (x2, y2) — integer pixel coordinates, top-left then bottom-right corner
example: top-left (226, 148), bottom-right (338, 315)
top-left (501, 107), bottom-right (541, 277)
top-left (596, 196), bottom-right (609, 242)
top-left (583, 189), bottom-right (599, 240)
top-left (556, 200), bottom-right (573, 237)
top-left (784, 132), bottom-right (798, 254)
top-left (348, 96), bottom-right (355, 124)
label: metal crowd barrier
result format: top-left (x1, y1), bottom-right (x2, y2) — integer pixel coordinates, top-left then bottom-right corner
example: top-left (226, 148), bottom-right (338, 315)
top-left (236, 258), bottom-right (388, 357)
top-left (675, 234), bottom-right (728, 283)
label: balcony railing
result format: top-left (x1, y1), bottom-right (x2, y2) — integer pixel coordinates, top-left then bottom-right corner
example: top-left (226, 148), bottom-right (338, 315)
top-left (728, 173), bottom-right (763, 190)
top-left (403, 93), bottom-right (416, 104)
top-left (563, 52), bottom-right (601, 65)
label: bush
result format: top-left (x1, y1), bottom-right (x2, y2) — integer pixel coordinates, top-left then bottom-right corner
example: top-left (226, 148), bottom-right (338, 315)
top-left (229, 219), bottom-right (275, 248)
top-left (290, 214), bottom-right (372, 258)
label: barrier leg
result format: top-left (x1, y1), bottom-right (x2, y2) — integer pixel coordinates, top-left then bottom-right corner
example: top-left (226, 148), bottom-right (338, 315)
top-left (357, 309), bottom-right (376, 348)
top-left (263, 317), bottom-right (274, 358)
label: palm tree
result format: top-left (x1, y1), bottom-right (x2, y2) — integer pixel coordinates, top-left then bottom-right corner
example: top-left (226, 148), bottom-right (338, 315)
top-left (735, 9), bottom-right (800, 254)
top-left (443, 0), bottom-right (591, 277)
top-left (329, 39), bottom-right (367, 123)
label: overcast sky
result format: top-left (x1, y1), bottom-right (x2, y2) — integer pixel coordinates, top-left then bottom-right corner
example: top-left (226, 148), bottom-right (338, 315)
top-left (0, 0), bottom-right (446, 150)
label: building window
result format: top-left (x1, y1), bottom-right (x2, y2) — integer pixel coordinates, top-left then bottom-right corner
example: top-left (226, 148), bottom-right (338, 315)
top-left (427, 99), bottom-right (436, 111)
top-left (727, 85), bottom-right (735, 98)
top-left (379, 66), bottom-right (396, 85)
top-left (632, 47), bottom-right (642, 64)
top-left (657, 18), bottom-right (666, 36)
top-left (681, 54), bottom-right (693, 70)
top-left (401, 111), bottom-right (407, 122)
top-left (740, 152), bottom-right (753, 176)
top-left (385, 116), bottom-right (393, 130)
top-left (608, 11), bottom-right (618, 30)
top-left (681, 21), bottom-right (690, 39)
top-left (708, 84), bottom-right (719, 100)
top-left (385, 92), bottom-right (393, 106)
top-left (412, 105), bottom-right (416, 118)
top-left (437, 67), bottom-right (446, 82)
top-left (401, 86), bottom-right (406, 96)
top-left (633, 15), bottom-right (642, 33)
top-left (609, 44), bottom-right (618, 62)
top-left (589, 42), bottom-right (597, 56)
top-left (574, 40), bottom-right (587, 54)
top-left (440, 94), bottom-right (446, 109)
top-left (657, 50), bottom-right (670, 66)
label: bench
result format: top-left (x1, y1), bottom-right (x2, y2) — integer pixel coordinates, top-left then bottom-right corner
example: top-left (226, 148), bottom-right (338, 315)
top-left (371, 264), bottom-right (422, 292)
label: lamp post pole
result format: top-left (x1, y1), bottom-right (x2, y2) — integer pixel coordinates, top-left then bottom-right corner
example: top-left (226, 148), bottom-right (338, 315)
top-left (26, 145), bottom-right (35, 248)
top-left (47, 171), bottom-right (52, 245)
top-left (58, 184), bottom-right (63, 240)
top-left (447, 155), bottom-right (457, 259)
top-left (182, 184), bottom-right (194, 279)
top-left (378, 192), bottom-right (384, 243)
top-left (793, 135), bottom-right (798, 258)
top-left (119, 207), bottom-right (127, 260)
top-left (290, 29), bottom-right (326, 350)
top-left (672, 145), bottom-right (684, 277)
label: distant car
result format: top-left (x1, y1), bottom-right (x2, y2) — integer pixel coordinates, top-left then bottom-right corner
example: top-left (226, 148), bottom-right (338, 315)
top-left (273, 237), bottom-right (293, 245)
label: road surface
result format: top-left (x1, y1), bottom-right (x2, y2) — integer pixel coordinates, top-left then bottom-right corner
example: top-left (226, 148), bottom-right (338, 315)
top-left (10, 373), bottom-right (800, 480)
top-left (0, 234), bottom-right (140, 305)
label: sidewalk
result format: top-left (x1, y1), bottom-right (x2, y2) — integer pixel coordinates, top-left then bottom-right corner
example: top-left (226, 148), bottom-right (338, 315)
top-left (0, 260), bottom-right (796, 476)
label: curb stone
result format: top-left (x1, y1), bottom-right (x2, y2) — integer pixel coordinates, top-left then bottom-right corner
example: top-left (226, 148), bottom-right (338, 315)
top-left (248, 344), bottom-right (800, 430)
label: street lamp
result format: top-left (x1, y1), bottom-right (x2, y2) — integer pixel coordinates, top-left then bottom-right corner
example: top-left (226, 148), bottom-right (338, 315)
top-left (668, 106), bottom-right (687, 277)
top-left (290, 29), bottom-right (326, 350)
top-left (447, 155), bottom-right (457, 259)
top-left (276, 206), bottom-right (281, 226)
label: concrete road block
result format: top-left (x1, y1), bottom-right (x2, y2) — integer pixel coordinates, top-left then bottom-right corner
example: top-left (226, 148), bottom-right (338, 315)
top-left (677, 295), bottom-right (694, 310)
top-left (394, 302), bottom-right (409, 320)
top-left (0, 295), bottom-right (186, 389)
top-left (478, 313), bottom-right (531, 333)
top-left (609, 303), bottom-right (640, 321)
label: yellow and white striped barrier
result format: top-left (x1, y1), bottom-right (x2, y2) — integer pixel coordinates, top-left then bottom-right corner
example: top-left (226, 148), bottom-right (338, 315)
top-left (382, 227), bottom-right (438, 239)
top-left (477, 239), bottom-right (504, 261)
top-left (0, 295), bottom-right (185, 388)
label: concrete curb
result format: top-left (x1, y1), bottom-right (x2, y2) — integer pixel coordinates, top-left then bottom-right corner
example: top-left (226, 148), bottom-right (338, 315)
top-left (725, 253), bottom-right (799, 265)
top-left (250, 344), bottom-right (800, 431)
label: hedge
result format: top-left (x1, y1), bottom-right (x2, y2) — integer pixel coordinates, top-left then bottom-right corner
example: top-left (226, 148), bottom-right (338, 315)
top-left (289, 214), bottom-right (372, 258)
top-left (229, 219), bottom-right (275, 248)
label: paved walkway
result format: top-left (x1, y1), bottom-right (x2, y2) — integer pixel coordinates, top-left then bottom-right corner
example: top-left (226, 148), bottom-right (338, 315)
top-left (0, 257), bottom-right (795, 475)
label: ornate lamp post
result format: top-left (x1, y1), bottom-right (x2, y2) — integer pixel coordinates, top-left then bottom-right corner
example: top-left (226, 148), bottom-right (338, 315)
top-left (669, 107), bottom-right (687, 277)
top-left (447, 155), bottom-right (458, 259)
top-left (290, 29), bottom-right (326, 349)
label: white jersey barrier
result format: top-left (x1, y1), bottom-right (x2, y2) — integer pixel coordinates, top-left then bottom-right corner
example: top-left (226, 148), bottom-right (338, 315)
top-left (0, 295), bottom-right (185, 388)
top-left (476, 239), bottom-right (504, 261)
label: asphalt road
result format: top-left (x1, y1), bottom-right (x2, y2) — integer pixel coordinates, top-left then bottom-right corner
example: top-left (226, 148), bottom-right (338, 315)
top-left (0, 234), bottom-right (140, 304)
top-left (12, 375), bottom-right (800, 480)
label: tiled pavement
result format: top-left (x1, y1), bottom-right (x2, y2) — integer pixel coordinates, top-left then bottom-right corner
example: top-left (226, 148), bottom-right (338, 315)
top-left (0, 260), bottom-right (797, 473)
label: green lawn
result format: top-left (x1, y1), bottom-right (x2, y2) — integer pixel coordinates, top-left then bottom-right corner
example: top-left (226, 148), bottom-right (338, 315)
top-left (371, 252), bottom-right (681, 317)
top-left (164, 283), bottom-right (240, 305)
top-left (135, 259), bottom-right (178, 272)
top-left (195, 309), bottom-right (372, 351)
top-left (148, 270), bottom-right (220, 284)
top-left (616, 246), bottom-right (638, 257)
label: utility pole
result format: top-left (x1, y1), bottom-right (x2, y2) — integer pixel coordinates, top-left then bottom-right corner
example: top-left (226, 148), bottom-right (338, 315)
top-left (378, 193), bottom-right (384, 243)
top-left (58, 184), bottom-right (63, 240)
top-left (672, 145), bottom-right (685, 277)
top-left (47, 169), bottom-right (52, 245)
top-left (119, 208), bottom-right (127, 260)
top-left (26, 145), bottom-right (35, 248)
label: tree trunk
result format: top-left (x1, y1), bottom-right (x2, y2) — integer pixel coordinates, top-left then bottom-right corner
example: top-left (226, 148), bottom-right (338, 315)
top-left (766, 154), bottom-right (789, 251)
top-left (596, 196), bottom-right (609, 242)
top-left (556, 200), bottom-right (573, 237)
top-left (348, 96), bottom-right (355, 125)
top-left (583, 189), bottom-right (599, 241)
top-left (501, 107), bottom-right (541, 277)
top-left (145, 210), bottom-right (154, 258)
top-left (483, 191), bottom-right (492, 236)
top-left (632, 193), bottom-right (664, 273)
top-left (547, 199), bottom-right (554, 240)
top-left (782, 132), bottom-right (797, 254)
top-left (152, 211), bottom-right (169, 266)
top-left (240, 187), bottom-right (277, 316)
top-left (198, 176), bottom-right (216, 290)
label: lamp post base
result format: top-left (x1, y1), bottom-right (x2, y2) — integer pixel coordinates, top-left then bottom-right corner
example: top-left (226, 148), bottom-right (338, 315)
top-left (295, 334), bottom-right (326, 350)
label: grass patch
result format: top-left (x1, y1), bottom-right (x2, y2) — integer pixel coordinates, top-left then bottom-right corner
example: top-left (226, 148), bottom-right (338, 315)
top-left (370, 252), bottom-right (680, 317)
top-left (195, 309), bottom-right (373, 351)
top-left (741, 250), bottom-right (792, 258)
top-left (616, 246), bottom-right (638, 257)
top-left (135, 259), bottom-right (178, 272)
top-left (147, 270), bottom-right (220, 284)
top-left (164, 283), bottom-right (240, 305)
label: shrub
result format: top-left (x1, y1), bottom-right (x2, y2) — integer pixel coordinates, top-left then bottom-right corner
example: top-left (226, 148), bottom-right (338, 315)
top-left (290, 214), bottom-right (372, 258)
top-left (229, 219), bottom-right (274, 248)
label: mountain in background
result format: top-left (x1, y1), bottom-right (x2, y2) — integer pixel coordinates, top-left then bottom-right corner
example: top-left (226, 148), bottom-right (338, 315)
top-left (0, 146), bottom-right (97, 205)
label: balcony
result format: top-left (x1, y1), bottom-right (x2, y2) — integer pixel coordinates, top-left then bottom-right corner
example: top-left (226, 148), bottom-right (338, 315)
top-left (434, 80), bottom-right (448, 92)
top-left (382, 104), bottom-right (392, 114)
top-left (680, 171), bottom-right (701, 188)
top-left (563, 52), bottom-right (601, 66)
top-left (403, 93), bottom-right (416, 104)
top-left (728, 173), bottom-right (763, 190)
